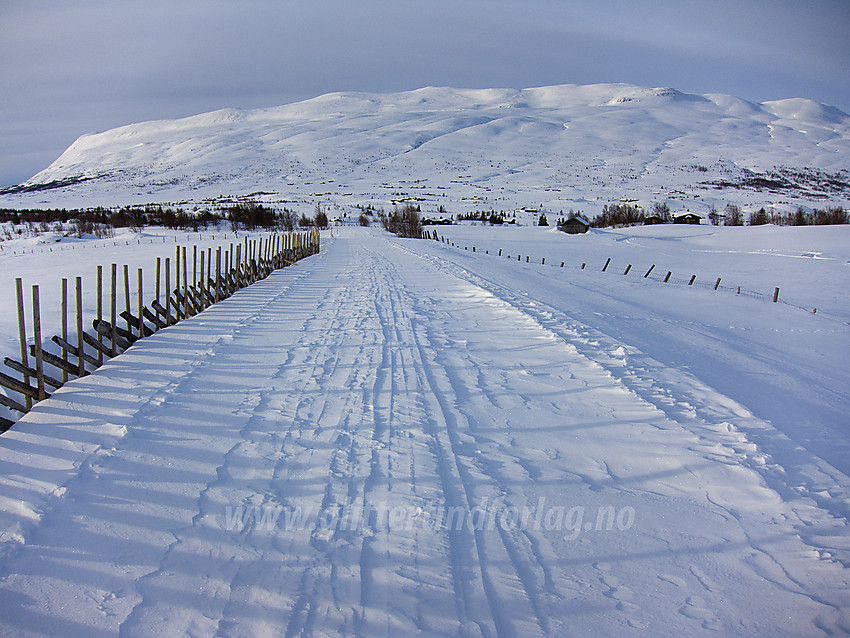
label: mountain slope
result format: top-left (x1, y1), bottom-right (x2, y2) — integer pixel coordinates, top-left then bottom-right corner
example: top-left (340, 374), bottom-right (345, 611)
top-left (3, 83), bottom-right (849, 213)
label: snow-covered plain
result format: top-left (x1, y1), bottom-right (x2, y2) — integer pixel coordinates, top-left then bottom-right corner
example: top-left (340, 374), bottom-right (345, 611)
top-left (0, 223), bottom-right (848, 636)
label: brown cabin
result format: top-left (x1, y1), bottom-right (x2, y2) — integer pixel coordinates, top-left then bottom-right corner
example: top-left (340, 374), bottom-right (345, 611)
top-left (673, 213), bottom-right (701, 225)
top-left (559, 215), bottom-right (590, 234)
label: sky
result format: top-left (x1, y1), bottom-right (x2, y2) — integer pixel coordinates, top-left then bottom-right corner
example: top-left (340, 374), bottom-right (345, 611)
top-left (1, 0), bottom-right (849, 188)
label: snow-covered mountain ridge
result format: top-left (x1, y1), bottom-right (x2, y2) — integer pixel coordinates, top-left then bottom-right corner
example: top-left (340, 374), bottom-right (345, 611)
top-left (3, 83), bottom-right (849, 214)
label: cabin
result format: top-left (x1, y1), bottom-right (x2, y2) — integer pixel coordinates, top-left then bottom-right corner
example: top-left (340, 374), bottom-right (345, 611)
top-left (559, 215), bottom-right (590, 234)
top-left (673, 213), bottom-right (701, 225)
top-left (643, 215), bottom-right (666, 225)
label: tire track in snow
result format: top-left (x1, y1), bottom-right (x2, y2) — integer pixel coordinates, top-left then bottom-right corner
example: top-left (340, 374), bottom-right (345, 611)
top-left (366, 249), bottom-right (498, 637)
top-left (364, 241), bottom-right (555, 638)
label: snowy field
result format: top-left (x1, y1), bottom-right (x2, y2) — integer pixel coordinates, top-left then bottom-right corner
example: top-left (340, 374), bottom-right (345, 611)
top-left (0, 223), bottom-right (848, 636)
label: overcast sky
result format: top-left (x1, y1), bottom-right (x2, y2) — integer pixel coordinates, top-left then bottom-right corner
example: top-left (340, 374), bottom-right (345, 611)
top-left (1, 0), bottom-right (848, 188)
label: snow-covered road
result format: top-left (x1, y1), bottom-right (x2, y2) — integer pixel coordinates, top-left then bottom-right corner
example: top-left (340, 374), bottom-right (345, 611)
top-left (0, 227), bottom-right (847, 636)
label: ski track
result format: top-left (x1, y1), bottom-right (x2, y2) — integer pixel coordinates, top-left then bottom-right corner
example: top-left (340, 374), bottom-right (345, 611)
top-left (0, 227), bottom-right (848, 636)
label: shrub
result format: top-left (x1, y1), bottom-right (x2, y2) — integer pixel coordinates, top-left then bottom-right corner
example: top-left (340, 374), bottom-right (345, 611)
top-left (385, 204), bottom-right (423, 238)
top-left (591, 203), bottom-right (645, 228)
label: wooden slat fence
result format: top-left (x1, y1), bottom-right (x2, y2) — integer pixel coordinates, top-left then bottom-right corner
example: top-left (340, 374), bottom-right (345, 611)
top-left (0, 229), bottom-right (320, 432)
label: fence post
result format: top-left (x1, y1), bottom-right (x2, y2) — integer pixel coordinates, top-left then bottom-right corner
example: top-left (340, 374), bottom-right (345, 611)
top-left (123, 265), bottom-right (131, 333)
top-left (61, 278), bottom-right (69, 383)
top-left (623, 264), bottom-right (632, 275)
top-left (664, 271), bottom-right (672, 283)
top-left (602, 257), bottom-right (611, 272)
top-left (137, 269), bottom-right (144, 338)
top-left (111, 264), bottom-right (118, 356)
top-left (175, 246), bottom-right (182, 321)
top-left (688, 275), bottom-right (696, 286)
top-left (206, 248), bottom-right (212, 298)
top-left (31, 286), bottom-right (46, 401)
top-left (15, 278), bottom-right (32, 410)
top-left (97, 265), bottom-right (103, 365)
top-left (644, 264), bottom-right (655, 278)
top-left (182, 246), bottom-right (189, 317)
top-left (199, 253), bottom-right (207, 309)
top-left (215, 247), bottom-right (221, 302)
top-left (773, 287), bottom-right (780, 303)
top-left (235, 244), bottom-right (242, 287)
top-left (155, 257), bottom-right (161, 323)
top-left (715, 278), bottom-right (722, 290)
top-left (165, 258), bottom-right (172, 325)
top-left (76, 277), bottom-right (84, 376)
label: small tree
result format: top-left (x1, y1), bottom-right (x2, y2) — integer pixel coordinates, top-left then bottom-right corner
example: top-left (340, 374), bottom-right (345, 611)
top-left (359, 214), bottom-right (370, 227)
top-left (748, 207), bottom-right (769, 226)
top-left (652, 201), bottom-right (672, 222)
top-left (724, 203), bottom-right (743, 226)
top-left (708, 204), bottom-right (721, 226)
top-left (314, 205), bottom-right (328, 230)
top-left (538, 214), bottom-right (549, 226)
top-left (280, 209), bottom-right (297, 232)
top-left (299, 213), bottom-right (313, 228)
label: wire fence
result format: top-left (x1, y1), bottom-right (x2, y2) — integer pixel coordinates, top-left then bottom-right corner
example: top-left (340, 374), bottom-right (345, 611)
top-left (424, 230), bottom-right (846, 323)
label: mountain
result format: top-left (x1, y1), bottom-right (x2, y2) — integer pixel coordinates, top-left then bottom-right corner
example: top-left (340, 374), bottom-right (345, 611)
top-left (2, 83), bottom-right (849, 215)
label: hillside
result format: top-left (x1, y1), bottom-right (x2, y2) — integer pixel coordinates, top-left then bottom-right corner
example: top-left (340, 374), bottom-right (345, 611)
top-left (1, 84), bottom-right (849, 215)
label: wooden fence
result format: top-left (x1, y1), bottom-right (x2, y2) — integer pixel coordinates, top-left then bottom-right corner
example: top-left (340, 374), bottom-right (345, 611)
top-left (0, 228), bottom-right (320, 432)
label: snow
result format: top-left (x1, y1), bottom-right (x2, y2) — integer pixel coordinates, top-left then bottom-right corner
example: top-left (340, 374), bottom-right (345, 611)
top-left (0, 224), bottom-right (848, 636)
top-left (2, 83), bottom-right (849, 215)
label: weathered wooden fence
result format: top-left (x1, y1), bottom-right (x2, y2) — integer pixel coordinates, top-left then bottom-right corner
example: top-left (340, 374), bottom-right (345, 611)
top-left (0, 228), bottom-right (320, 432)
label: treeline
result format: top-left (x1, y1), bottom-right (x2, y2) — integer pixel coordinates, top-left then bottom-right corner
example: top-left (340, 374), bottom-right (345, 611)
top-left (0, 202), bottom-right (332, 236)
top-left (0, 206), bottom-right (216, 231)
top-left (590, 202), bottom-right (848, 228)
top-left (725, 205), bottom-right (848, 227)
top-left (456, 210), bottom-right (510, 225)
top-left (591, 203), bottom-right (658, 228)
